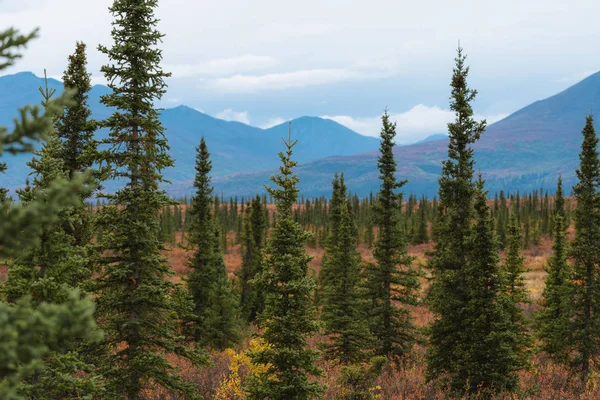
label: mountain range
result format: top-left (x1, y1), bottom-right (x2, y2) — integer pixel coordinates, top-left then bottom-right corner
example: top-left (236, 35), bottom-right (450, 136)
top-left (0, 72), bottom-right (380, 190)
top-left (1, 70), bottom-right (600, 198)
top-left (212, 71), bottom-right (600, 198)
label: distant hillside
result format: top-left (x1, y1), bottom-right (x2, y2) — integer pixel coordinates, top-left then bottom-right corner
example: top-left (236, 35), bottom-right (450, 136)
top-left (416, 133), bottom-right (447, 144)
top-left (212, 71), bottom-right (600, 198)
top-left (0, 72), bottom-right (380, 191)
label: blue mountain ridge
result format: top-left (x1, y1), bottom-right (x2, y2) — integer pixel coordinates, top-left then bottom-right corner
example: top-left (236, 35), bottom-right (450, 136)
top-left (211, 70), bottom-right (600, 198)
top-left (0, 72), bottom-right (380, 192)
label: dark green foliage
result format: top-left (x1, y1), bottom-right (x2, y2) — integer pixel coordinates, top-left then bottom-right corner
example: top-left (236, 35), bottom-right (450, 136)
top-left (247, 127), bottom-right (324, 399)
top-left (321, 174), bottom-right (372, 364)
top-left (239, 195), bottom-right (267, 322)
top-left (0, 292), bottom-right (101, 400)
top-left (427, 47), bottom-right (484, 387)
top-left (568, 115), bottom-right (600, 383)
top-left (93, 1), bottom-right (206, 397)
top-left (186, 138), bottom-right (241, 349)
top-left (427, 47), bottom-right (527, 394)
top-left (536, 176), bottom-right (573, 362)
top-left (448, 178), bottom-right (526, 394)
top-left (363, 111), bottom-right (419, 360)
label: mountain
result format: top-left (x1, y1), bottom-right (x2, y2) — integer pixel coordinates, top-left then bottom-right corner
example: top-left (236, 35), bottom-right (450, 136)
top-left (416, 133), bottom-right (447, 144)
top-left (212, 71), bottom-right (600, 198)
top-left (0, 72), bottom-right (380, 191)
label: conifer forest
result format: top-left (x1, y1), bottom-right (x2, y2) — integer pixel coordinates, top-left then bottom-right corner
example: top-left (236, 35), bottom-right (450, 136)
top-left (3, 1), bottom-right (600, 399)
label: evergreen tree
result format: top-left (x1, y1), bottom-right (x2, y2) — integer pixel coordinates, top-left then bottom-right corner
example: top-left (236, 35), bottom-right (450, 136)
top-left (321, 174), bottom-right (371, 364)
top-left (426, 46), bottom-right (522, 393)
top-left (363, 111), bottom-right (419, 359)
top-left (93, 1), bottom-right (205, 397)
top-left (536, 176), bottom-right (573, 362)
top-left (247, 127), bottom-right (323, 399)
top-left (239, 195), bottom-right (267, 323)
top-left (568, 115), bottom-right (600, 384)
top-left (186, 138), bottom-right (241, 349)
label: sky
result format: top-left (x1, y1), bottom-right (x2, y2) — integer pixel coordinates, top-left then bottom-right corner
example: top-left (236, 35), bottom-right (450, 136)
top-left (1, 0), bottom-right (599, 144)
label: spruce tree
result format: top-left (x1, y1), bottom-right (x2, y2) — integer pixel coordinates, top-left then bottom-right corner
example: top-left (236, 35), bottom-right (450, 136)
top-left (536, 176), bottom-right (573, 362)
top-left (363, 111), bottom-right (419, 359)
top-left (93, 1), bottom-right (205, 397)
top-left (426, 46), bottom-right (489, 391)
top-left (320, 174), bottom-right (371, 364)
top-left (186, 138), bottom-right (241, 349)
top-left (247, 127), bottom-right (323, 399)
top-left (239, 195), bottom-right (267, 323)
top-left (568, 115), bottom-right (600, 384)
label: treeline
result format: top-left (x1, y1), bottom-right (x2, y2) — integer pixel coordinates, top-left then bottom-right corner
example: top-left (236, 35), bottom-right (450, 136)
top-left (155, 186), bottom-right (572, 252)
top-left (1, 1), bottom-right (599, 399)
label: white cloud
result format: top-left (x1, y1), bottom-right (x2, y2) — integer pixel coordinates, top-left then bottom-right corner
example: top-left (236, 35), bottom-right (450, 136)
top-left (91, 75), bottom-right (108, 86)
top-left (215, 109), bottom-right (251, 125)
top-left (208, 68), bottom-right (371, 93)
top-left (322, 105), bottom-right (508, 144)
top-left (259, 117), bottom-right (287, 129)
top-left (164, 55), bottom-right (278, 78)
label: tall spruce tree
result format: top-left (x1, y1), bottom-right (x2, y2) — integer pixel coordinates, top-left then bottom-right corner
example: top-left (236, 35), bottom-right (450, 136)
top-left (239, 195), bottom-right (267, 323)
top-left (247, 127), bottom-right (323, 399)
top-left (186, 137), bottom-right (241, 349)
top-left (426, 46), bottom-right (492, 391)
top-left (93, 1), bottom-right (205, 397)
top-left (568, 115), bottom-right (600, 384)
top-left (363, 111), bottom-right (419, 359)
top-left (536, 176), bottom-right (573, 362)
top-left (321, 173), bottom-right (371, 364)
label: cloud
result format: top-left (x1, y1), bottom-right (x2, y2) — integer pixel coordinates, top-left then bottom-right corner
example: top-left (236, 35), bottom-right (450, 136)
top-left (208, 67), bottom-right (382, 93)
top-left (215, 109), bottom-right (251, 125)
top-left (322, 105), bottom-right (508, 144)
top-left (259, 117), bottom-right (287, 129)
top-left (164, 55), bottom-right (278, 78)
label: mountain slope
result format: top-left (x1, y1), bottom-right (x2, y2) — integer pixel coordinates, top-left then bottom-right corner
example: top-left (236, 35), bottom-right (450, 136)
top-left (0, 72), bottom-right (380, 191)
top-left (212, 71), bottom-right (600, 198)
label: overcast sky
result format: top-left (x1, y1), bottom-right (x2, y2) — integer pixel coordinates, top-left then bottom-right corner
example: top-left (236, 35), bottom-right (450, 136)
top-left (1, 0), bottom-right (599, 143)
